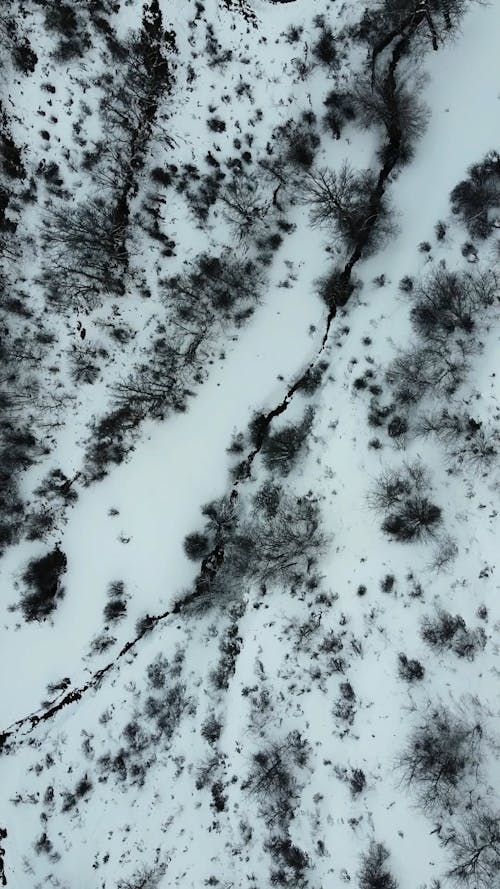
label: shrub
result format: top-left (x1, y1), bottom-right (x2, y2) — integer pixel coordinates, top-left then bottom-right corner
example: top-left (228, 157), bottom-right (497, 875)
top-left (370, 461), bottom-right (442, 542)
top-left (243, 731), bottom-right (310, 828)
top-left (358, 841), bottom-right (398, 889)
top-left (201, 714), bottom-right (222, 745)
top-left (229, 488), bottom-right (328, 586)
top-left (102, 580), bottom-right (128, 624)
top-left (117, 863), bottom-right (167, 889)
top-left (415, 409), bottom-right (497, 474)
top-left (312, 24), bottom-right (338, 67)
top-left (296, 360), bottom-right (329, 395)
top-left (380, 574), bottom-right (395, 593)
top-left (261, 406), bottom-right (314, 476)
top-left (420, 609), bottom-right (486, 660)
top-left (315, 266), bottom-right (357, 309)
top-left (162, 251), bottom-right (265, 327)
top-left (323, 89), bottom-right (356, 139)
top-left (387, 415), bottom-right (408, 439)
top-left (183, 531), bottom-right (211, 561)
top-left (435, 220), bottom-right (447, 240)
top-left (20, 547), bottom-right (67, 621)
top-left (381, 498), bottom-right (442, 542)
top-left (350, 768), bottom-right (366, 796)
top-left (398, 275), bottom-right (413, 293)
top-left (397, 653), bottom-right (425, 682)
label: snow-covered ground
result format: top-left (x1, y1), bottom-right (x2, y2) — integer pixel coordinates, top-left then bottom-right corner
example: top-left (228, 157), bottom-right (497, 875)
top-left (1, 1), bottom-right (499, 887)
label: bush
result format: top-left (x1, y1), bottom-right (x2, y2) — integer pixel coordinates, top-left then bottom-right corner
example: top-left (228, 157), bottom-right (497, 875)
top-left (420, 609), bottom-right (486, 660)
top-left (296, 360), bottom-right (329, 394)
top-left (387, 415), bottom-right (408, 439)
top-left (183, 531), bottom-right (211, 561)
top-left (201, 714), bottom-right (222, 745)
top-left (312, 24), bottom-right (338, 67)
top-left (398, 706), bottom-right (483, 811)
top-left (450, 151), bottom-right (500, 239)
top-left (261, 406), bottom-right (314, 476)
top-left (162, 251), bottom-right (265, 326)
top-left (370, 461), bottom-right (442, 542)
top-left (20, 547), bottom-right (67, 621)
top-left (117, 863), bottom-right (167, 889)
top-left (350, 768), bottom-right (366, 796)
top-left (380, 574), bottom-right (395, 593)
top-left (358, 841), bottom-right (398, 889)
top-left (382, 498), bottom-right (442, 542)
top-left (397, 653), bottom-right (425, 682)
top-left (323, 89), bottom-right (356, 139)
top-left (315, 266), bottom-right (357, 309)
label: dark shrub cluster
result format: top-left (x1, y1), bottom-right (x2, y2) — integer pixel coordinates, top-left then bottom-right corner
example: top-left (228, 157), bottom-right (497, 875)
top-left (20, 546), bottom-right (67, 622)
top-left (210, 619), bottom-right (242, 690)
top-left (387, 268), bottom-right (498, 405)
top-left (261, 406), bottom-right (315, 476)
top-left (420, 609), bottom-right (486, 660)
top-left (243, 731), bottom-right (310, 829)
top-left (265, 834), bottom-right (310, 887)
top-left (103, 580), bottom-right (128, 624)
top-left (311, 19), bottom-right (338, 68)
top-left (323, 89), bottom-right (356, 139)
top-left (315, 266), bottom-right (357, 309)
top-left (397, 652), bottom-right (425, 682)
top-left (369, 461), bottom-right (442, 542)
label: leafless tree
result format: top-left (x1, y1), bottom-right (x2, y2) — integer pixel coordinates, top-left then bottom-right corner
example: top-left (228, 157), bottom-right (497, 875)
top-left (398, 704), bottom-right (483, 812)
top-left (445, 805), bottom-right (500, 889)
top-left (301, 162), bottom-right (395, 254)
top-left (353, 67), bottom-right (429, 162)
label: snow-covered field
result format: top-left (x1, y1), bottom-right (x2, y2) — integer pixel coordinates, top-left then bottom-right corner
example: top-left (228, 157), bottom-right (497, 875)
top-left (1, 1), bottom-right (499, 887)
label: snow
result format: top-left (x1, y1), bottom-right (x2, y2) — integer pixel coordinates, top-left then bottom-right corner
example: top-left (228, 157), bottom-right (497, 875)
top-left (1, 0), bottom-right (499, 887)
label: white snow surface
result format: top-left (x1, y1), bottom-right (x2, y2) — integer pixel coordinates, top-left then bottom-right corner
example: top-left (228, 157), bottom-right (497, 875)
top-left (0, 1), bottom-right (499, 888)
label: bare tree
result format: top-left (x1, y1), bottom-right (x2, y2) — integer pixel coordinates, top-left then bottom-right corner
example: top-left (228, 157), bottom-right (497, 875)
top-left (301, 162), bottom-right (395, 254)
top-left (416, 409), bottom-right (497, 474)
top-left (358, 841), bottom-right (399, 889)
top-left (398, 705), bottom-right (483, 812)
top-left (450, 151), bottom-right (500, 239)
top-left (219, 174), bottom-right (270, 241)
top-left (353, 67), bottom-right (429, 162)
top-left (41, 198), bottom-right (128, 308)
top-left (445, 805), bottom-right (500, 889)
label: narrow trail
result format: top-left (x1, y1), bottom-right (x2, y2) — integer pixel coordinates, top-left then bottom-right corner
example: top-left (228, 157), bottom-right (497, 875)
top-left (0, 12), bottom-right (442, 753)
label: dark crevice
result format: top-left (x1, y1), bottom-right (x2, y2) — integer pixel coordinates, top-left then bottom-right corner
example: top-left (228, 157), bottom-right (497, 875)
top-left (0, 17), bottom-right (441, 751)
